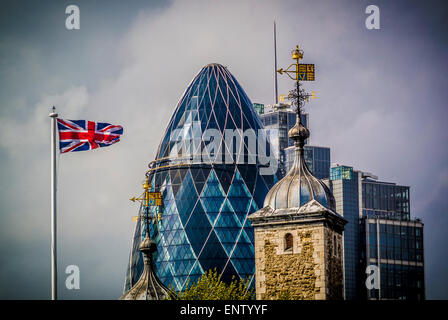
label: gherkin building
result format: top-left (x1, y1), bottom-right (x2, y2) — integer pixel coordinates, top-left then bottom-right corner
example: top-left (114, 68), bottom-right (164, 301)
top-left (124, 63), bottom-right (278, 293)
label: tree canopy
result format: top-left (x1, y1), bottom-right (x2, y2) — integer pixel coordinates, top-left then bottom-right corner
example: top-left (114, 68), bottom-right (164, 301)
top-left (168, 269), bottom-right (254, 300)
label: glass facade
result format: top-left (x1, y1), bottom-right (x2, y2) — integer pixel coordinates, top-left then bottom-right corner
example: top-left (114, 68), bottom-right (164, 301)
top-left (328, 166), bottom-right (360, 300)
top-left (362, 181), bottom-right (410, 220)
top-left (330, 166), bottom-right (353, 181)
top-left (327, 164), bottom-right (425, 300)
top-left (361, 219), bottom-right (425, 300)
top-left (123, 64), bottom-right (277, 293)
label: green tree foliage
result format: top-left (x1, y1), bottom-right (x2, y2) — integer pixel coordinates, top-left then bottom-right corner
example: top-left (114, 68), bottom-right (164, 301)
top-left (277, 289), bottom-right (293, 300)
top-left (168, 269), bottom-right (254, 300)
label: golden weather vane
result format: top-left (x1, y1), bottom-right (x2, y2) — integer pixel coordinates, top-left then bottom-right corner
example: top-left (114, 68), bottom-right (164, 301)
top-left (276, 45), bottom-right (316, 111)
top-left (130, 175), bottom-right (163, 223)
top-left (277, 45), bottom-right (304, 81)
top-left (277, 45), bottom-right (315, 82)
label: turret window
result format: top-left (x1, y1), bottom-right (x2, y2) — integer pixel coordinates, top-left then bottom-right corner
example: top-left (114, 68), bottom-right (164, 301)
top-left (284, 233), bottom-right (293, 252)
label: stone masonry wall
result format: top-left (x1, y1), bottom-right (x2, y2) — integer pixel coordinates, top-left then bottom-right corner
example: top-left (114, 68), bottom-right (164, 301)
top-left (325, 227), bottom-right (344, 299)
top-left (254, 222), bottom-right (344, 300)
top-left (254, 224), bottom-right (326, 300)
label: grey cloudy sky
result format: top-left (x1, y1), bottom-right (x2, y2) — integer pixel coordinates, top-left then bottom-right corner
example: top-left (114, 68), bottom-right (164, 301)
top-left (0, 0), bottom-right (447, 299)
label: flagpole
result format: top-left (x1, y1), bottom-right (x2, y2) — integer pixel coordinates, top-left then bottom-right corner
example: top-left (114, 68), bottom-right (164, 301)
top-left (49, 106), bottom-right (58, 300)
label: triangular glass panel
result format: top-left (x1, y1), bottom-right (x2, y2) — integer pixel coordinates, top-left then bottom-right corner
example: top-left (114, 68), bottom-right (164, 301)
top-left (214, 165), bottom-right (233, 194)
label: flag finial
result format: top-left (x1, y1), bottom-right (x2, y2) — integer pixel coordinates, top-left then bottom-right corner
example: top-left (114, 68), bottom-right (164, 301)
top-left (49, 106), bottom-right (58, 118)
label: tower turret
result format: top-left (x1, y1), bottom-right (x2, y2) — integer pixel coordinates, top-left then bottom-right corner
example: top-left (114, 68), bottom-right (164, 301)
top-left (249, 45), bottom-right (346, 300)
top-left (121, 177), bottom-right (175, 300)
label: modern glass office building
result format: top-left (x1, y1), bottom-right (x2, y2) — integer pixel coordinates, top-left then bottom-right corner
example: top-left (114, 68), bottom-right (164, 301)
top-left (123, 63), bottom-right (277, 293)
top-left (326, 164), bottom-right (425, 300)
top-left (360, 177), bottom-right (423, 300)
top-left (362, 179), bottom-right (411, 221)
top-left (326, 166), bottom-right (361, 300)
top-left (360, 217), bottom-right (425, 300)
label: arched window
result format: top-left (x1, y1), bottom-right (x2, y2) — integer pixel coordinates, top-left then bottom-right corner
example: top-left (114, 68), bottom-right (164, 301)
top-left (284, 233), bottom-right (293, 251)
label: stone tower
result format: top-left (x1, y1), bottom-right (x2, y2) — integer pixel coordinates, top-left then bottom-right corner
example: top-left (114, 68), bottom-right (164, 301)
top-left (248, 45), bottom-right (346, 299)
top-left (248, 113), bottom-right (347, 300)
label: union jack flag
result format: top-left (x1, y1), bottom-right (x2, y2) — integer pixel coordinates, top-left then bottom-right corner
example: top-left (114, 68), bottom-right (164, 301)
top-left (57, 119), bottom-right (123, 153)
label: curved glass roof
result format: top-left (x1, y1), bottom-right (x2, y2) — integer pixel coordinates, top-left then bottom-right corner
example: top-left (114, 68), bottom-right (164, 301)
top-left (155, 63), bottom-right (264, 164)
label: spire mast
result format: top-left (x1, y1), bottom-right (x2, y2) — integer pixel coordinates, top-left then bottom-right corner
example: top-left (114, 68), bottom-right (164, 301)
top-left (274, 21), bottom-right (279, 105)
